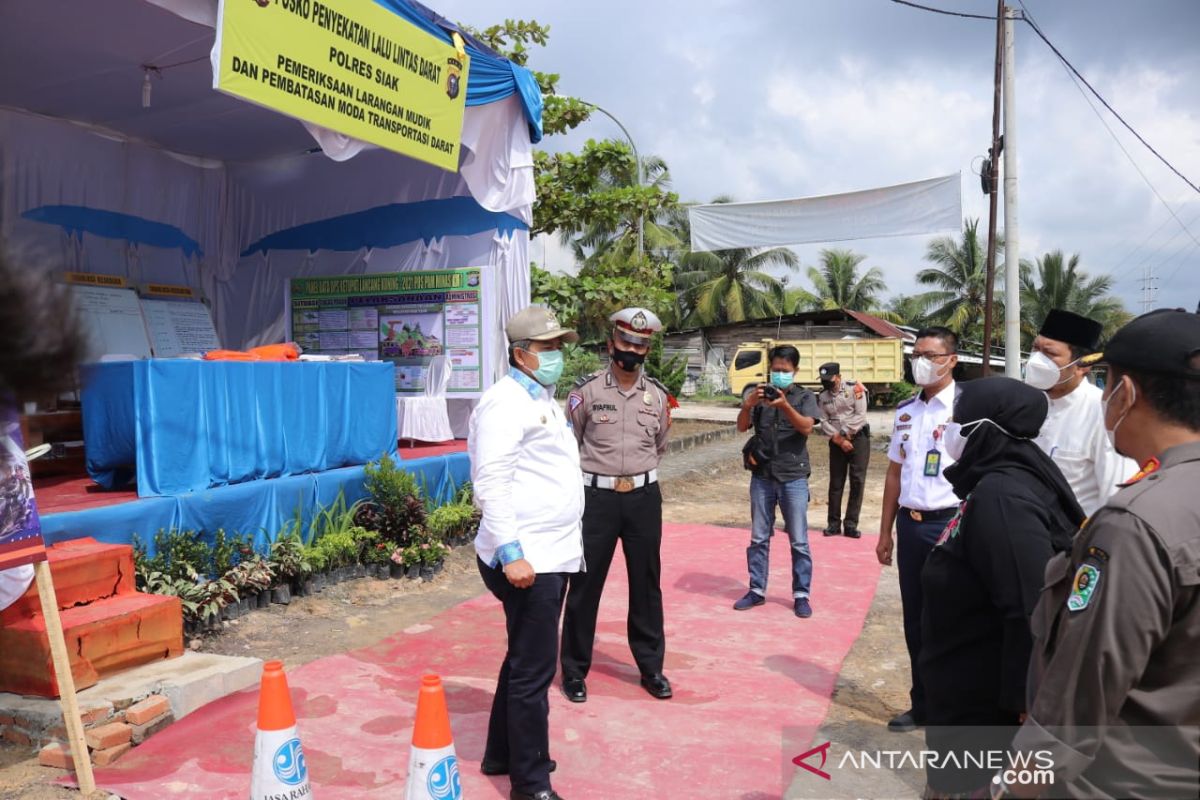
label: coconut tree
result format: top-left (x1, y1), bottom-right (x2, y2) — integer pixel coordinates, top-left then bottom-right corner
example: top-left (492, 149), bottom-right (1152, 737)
top-left (1019, 250), bottom-right (1131, 342)
top-left (916, 218), bottom-right (1005, 341)
top-left (791, 248), bottom-right (889, 313)
top-left (886, 293), bottom-right (936, 329)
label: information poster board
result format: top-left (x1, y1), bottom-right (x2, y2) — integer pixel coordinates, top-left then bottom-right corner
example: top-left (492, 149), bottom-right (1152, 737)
top-left (67, 276), bottom-right (153, 361)
top-left (212, 0), bottom-right (469, 171)
top-left (289, 268), bottom-right (495, 397)
top-left (140, 284), bottom-right (221, 357)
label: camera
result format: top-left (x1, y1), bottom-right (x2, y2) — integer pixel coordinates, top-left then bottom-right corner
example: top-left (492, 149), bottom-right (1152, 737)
top-left (761, 384), bottom-right (781, 401)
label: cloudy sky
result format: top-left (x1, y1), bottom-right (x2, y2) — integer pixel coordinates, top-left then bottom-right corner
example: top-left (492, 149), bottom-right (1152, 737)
top-left (440, 0), bottom-right (1200, 315)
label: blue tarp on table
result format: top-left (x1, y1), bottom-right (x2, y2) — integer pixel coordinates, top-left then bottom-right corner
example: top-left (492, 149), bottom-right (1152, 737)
top-left (81, 360), bottom-right (399, 497)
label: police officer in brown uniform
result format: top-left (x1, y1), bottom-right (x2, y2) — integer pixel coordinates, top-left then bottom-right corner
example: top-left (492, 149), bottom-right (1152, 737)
top-left (817, 362), bottom-right (870, 538)
top-left (999, 308), bottom-right (1200, 800)
top-left (560, 308), bottom-right (674, 703)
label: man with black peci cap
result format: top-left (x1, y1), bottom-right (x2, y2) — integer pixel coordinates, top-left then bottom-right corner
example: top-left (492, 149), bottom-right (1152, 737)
top-left (817, 361), bottom-right (870, 538)
top-left (560, 307), bottom-right (675, 703)
top-left (1025, 309), bottom-right (1136, 516)
top-left (998, 308), bottom-right (1200, 800)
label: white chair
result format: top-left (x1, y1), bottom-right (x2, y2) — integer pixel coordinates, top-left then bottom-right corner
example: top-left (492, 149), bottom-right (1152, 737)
top-left (396, 355), bottom-right (455, 445)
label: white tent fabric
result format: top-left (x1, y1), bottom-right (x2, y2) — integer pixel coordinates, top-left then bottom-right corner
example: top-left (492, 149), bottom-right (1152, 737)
top-left (397, 354), bottom-right (455, 444)
top-left (688, 173), bottom-right (962, 252)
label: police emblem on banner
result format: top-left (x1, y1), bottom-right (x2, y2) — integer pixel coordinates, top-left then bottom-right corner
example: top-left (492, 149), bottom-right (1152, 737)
top-left (446, 56), bottom-right (463, 100)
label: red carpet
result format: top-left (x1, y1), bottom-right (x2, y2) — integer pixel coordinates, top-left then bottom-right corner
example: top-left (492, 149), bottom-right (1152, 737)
top-left (33, 441), bottom-right (468, 515)
top-left (77, 523), bottom-right (880, 799)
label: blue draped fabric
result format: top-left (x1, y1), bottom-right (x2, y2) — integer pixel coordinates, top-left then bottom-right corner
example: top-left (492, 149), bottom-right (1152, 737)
top-left (81, 361), bottom-right (399, 497)
top-left (241, 196), bottom-right (527, 256)
top-left (39, 454), bottom-right (471, 557)
top-left (372, 0), bottom-right (543, 142)
top-left (21, 205), bottom-right (203, 256)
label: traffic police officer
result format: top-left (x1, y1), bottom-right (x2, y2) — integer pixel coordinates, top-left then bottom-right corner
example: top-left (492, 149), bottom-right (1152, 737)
top-left (560, 307), bottom-right (675, 702)
top-left (1000, 309), bottom-right (1200, 800)
top-left (817, 362), bottom-right (870, 538)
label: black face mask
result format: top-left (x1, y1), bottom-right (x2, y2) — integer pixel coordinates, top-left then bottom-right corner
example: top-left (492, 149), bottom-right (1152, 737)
top-left (611, 348), bottom-right (646, 371)
top-left (820, 379), bottom-right (835, 391)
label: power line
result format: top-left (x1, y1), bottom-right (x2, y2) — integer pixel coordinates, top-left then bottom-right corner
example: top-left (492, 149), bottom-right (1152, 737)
top-left (888, 0), bottom-right (995, 20)
top-left (1020, 12), bottom-right (1200, 197)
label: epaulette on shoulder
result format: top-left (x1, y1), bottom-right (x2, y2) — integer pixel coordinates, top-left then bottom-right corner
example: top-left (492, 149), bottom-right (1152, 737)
top-left (574, 370), bottom-right (603, 389)
top-left (646, 375), bottom-right (670, 396)
top-left (897, 396), bottom-right (917, 409)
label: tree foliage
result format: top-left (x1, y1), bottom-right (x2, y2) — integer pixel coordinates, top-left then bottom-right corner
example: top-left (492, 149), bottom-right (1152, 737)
top-left (1019, 251), bottom-right (1130, 344)
top-left (792, 248), bottom-right (889, 313)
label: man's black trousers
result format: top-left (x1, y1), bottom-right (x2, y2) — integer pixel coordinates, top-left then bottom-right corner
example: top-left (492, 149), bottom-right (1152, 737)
top-left (827, 430), bottom-right (871, 531)
top-left (895, 513), bottom-right (946, 720)
top-left (478, 558), bottom-right (568, 795)
top-left (561, 483), bottom-right (665, 680)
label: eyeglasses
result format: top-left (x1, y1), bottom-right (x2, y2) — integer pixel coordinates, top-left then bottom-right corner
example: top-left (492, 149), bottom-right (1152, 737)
top-left (913, 351), bottom-right (954, 360)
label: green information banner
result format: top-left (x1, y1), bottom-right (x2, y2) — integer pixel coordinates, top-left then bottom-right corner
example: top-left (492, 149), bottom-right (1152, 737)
top-left (213, 0), bottom-right (469, 171)
top-left (289, 269), bottom-right (494, 396)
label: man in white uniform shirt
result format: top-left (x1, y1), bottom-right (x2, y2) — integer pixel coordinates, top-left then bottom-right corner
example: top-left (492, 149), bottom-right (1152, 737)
top-left (877, 326), bottom-right (961, 734)
top-left (1025, 309), bottom-right (1136, 517)
top-left (469, 305), bottom-right (584, 800)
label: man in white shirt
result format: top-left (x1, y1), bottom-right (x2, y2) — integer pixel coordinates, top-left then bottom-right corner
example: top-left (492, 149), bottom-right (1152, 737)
top-left (1025, 309), bottom-right (1137, 516)
top-left (877, 327), bottom-right (961, 734)
top-left (469, 305), bottom-right (584, 800)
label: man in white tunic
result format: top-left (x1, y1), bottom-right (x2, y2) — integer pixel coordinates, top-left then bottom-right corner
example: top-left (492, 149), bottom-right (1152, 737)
top-left (1025, 309), bottom-right (1136, 517)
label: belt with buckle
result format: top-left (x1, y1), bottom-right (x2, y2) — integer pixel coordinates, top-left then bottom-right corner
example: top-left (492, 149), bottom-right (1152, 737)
top-left (902, 506), bottom-right (957, 523)
top-left (583, 470), bottom-right (658, 493)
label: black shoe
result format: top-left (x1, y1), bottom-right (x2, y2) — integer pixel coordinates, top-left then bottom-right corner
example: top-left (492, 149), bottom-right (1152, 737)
top-left (482, 758), bottom-right (557, 776)
top-left (510, 790), bottom-right (564, 800)
top-left (887, 710), bottom-right (924, 732)
top-left (733, 591), bottom-right (766, 610)
top-left (823, 524), bottom-right (842, 537)
top-left (843, 527), bottom-right (862, 539)
top-left (640, 673), bottom-right (672, 699)
top-left (793, 598), bottom-right (813, 618)
top-left (561, 677), bottom-right (587, 703)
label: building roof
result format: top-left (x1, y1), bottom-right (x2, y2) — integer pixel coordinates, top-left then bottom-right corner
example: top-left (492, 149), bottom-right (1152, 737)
top-left (843, 309), bottom-right (911, 341)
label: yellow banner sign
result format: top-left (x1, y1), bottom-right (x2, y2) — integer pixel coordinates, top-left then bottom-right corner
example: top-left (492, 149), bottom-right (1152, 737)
top-left (214, 0), bottom-right (469, 172)
top-left (64, 272), bottom-right (127, 287)
top-left (142, 283), bottom-right (198, 299)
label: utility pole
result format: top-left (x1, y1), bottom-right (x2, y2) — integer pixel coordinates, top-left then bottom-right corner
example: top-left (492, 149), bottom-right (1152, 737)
top-left (1139, 263), bottom-right (1158, 312)
top-left (980, 0), bottom-right (1005, 377)
top-left (1002, 5), bottom-right (1022, 377)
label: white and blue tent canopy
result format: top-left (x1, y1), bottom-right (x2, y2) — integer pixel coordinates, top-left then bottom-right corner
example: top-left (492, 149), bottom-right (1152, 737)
top-left (0, 0), bottom-right (540, 391)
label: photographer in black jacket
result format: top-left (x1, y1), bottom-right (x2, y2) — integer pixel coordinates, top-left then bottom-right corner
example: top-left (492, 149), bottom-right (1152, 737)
top-left (734, 345), bottom-right (822, 617)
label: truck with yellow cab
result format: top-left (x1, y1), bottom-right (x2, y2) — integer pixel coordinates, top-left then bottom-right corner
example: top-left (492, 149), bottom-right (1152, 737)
top-left (728, 337), bottom-right (905, 405)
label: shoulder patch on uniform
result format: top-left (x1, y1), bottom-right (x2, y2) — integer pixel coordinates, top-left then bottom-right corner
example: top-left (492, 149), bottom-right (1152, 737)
top-left (567, 391), bottom-right (584, 414)
top-left (573, 370), bottom-right (602, 389)
top-left (1067, 564), bottom-right (1101, 612)
top-left (852, 382), bottom-right (865, 398)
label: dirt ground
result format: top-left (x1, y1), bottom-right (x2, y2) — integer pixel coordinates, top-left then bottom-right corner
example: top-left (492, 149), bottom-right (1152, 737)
top-left (1, 426), bottom-right (919, 800)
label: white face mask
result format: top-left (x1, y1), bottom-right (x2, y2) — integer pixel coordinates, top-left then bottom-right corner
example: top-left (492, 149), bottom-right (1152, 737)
top-left (943, 414), bottom-right (1037, 462)
top-left (912, 356), bottom-right (948, 387)
top-left (1102, 379), bottom-right (1135, 454)
top-left (1023, 351), bottom-right (1077, 391)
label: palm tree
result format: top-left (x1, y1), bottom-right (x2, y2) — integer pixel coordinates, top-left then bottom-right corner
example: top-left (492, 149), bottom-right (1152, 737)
top-left (791, 248), bottom-right (888, 312)
top-left (886, 293), bottom-right (936, 329)
top-left (1019, 251), bottom-right (1131, 343)
top-left (916, 218), bottom-right (1004, 341)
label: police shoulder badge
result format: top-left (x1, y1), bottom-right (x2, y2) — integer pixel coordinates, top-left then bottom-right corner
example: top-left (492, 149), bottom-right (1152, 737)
top-left (1067, 564), bottom-right (1100, 612)
top-left (567, 391), bottom-right (583, 414)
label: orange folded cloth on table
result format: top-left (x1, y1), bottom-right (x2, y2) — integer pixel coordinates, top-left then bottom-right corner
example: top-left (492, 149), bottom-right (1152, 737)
top-left (203, 343), bottom-right (301, 362)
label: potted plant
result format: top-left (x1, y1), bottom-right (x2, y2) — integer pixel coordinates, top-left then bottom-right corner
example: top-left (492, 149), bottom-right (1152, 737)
top-left (388, 548), bottom-right (406, 579)
top-left (269, 531), bottom-right (310, 601)
top-left (402, 544), bottom-right (422, 579)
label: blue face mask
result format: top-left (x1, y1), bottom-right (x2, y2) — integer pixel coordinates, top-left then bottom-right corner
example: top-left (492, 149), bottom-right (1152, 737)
top-left (530, 349), bottom-right (564, 386)
top-left (770, 371), bottom-right (794, 390)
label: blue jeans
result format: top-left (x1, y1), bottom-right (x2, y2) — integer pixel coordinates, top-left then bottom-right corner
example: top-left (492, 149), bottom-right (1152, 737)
top-left (748, 475), bottom-right (812, 599)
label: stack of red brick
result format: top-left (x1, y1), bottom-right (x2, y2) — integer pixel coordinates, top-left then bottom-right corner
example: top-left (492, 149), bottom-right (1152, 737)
top-left (35, 694), bottom-right (174, 769)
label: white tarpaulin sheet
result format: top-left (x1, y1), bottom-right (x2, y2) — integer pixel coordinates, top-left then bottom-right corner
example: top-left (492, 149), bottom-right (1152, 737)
top-left (688, 173), bottom-right (962, 252)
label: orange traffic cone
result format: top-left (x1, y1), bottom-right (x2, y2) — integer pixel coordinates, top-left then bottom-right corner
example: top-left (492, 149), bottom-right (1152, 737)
top-left (405, 674), bottom-right (461, 800)
top-left (250, 660), bottom-right (313, 799)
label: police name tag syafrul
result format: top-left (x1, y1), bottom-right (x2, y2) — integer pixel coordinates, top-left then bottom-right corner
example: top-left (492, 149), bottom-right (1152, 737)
top-left (923, 449), bottom-right (942, 477)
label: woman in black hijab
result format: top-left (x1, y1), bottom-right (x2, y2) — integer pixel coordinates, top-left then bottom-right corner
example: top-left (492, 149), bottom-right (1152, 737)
top-left (918, 377), bottom-right (1085, 798)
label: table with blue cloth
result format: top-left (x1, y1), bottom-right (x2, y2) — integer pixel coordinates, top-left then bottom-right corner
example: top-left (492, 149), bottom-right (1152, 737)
top-left (81, 360), bottom-right (399, 497)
